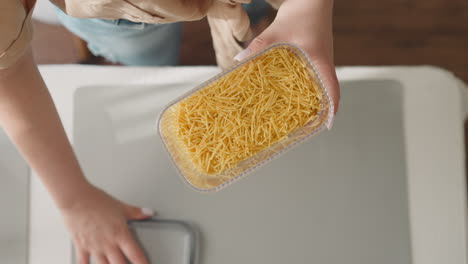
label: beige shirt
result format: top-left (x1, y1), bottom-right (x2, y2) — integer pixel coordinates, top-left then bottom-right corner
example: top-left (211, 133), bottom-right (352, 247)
top-left (0, 0), bottom-right (283, 70)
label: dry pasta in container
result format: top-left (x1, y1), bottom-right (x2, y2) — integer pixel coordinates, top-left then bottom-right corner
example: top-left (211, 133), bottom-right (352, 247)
top-left (158, 43), bottom-right (334, 192)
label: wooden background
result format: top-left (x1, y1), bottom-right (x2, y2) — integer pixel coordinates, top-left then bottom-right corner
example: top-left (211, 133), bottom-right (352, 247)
top-left (334, 0), bottom-right (468, 82)
top-left (33, 0), bottom-right (468, 83)
top-left (179, 0), bottom-right (468, 82)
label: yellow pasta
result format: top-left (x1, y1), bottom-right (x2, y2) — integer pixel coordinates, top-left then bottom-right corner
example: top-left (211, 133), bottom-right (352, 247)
top-left (175, 47), bottom-right (321, 176)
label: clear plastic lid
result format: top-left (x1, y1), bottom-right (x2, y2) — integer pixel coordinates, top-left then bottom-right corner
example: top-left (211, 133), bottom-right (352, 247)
top-left (158, 43), bottom-right (334, 192)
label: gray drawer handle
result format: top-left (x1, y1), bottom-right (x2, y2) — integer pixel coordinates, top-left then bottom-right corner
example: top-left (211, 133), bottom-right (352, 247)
top-left (128, 218), bottom-right (198, 264)
top-left (72, 218), bottom-right (198, 264)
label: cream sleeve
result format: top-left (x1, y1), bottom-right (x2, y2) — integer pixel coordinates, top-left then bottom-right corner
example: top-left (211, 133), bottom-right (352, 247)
top-left (0, 0), bottom-right (34, 69)
top-left (207, 0), bottom-right (285, 69)
top-left (207, 1), bottom-right (252, 69)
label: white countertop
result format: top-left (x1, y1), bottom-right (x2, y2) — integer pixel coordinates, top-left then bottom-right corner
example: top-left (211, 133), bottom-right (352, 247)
top-left (29, 65), bottom-right (467, 264)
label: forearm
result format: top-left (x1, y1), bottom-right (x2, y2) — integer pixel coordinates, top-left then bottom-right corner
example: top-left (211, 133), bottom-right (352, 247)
top-left (0, 49), bottom-right (91, 209)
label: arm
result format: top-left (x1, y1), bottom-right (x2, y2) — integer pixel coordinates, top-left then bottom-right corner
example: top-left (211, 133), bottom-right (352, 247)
top-left (0, 49), bottom-right (151, 264)
top-left (236, 0), bottom-right (340, 119)
top-left (0, 49), bottom-right (92, 210)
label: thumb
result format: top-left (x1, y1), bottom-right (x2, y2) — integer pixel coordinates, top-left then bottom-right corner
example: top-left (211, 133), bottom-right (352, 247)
top-left (234, 32), bottom-right (276, 62)
top-left (123, 204), bottom-right (155, 220)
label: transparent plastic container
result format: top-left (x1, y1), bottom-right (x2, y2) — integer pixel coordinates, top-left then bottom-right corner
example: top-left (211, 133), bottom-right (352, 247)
top-left (158, 43), bottom-right (334, 192)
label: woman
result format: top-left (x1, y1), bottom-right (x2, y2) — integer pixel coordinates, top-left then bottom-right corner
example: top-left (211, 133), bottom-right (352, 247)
top-left (0, 0), bottom-right (340, 263)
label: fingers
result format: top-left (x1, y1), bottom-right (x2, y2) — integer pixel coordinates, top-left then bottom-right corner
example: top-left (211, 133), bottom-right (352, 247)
top-left (235, 32), bottom-right (277, 62)
top-left (119, 229), bottom-right (149, 264)
top-left (235, 43), bottom-right (340, 114)
top-left (313, 58), bottom-right (340, 114)
top-left (76, 249), bottom-right (90, 264)
top-left (123, 204), bottom-right (155, 220)
top-left (95, 254), bottom-right (109, 264)
top-left (76, 238), bottom-right (143, 264)
top-left (246, 34), bottom-right (276, 54)
top-left (106, 246), bottom-right (127, 264)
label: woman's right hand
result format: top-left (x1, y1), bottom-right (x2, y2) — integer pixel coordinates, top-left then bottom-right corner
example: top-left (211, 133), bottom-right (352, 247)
top-left (60, 185), bottom-right (154, 264)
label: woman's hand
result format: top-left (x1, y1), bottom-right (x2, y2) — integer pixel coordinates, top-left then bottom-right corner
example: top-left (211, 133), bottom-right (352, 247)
top-left (61, 185), bottom-right (154, 264)
top-left (0, 50), bottom-right (154, 263)
top-left (236, 0), bottom-right (340, 121)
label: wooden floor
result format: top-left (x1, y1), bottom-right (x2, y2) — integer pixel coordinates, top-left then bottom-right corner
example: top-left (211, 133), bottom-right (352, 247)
top-left (178, 0), bottom-right (468, 83)
top-left (334, 0), bottom-right (468, 82)
top-left (32, 0), bottom-right (468, 83)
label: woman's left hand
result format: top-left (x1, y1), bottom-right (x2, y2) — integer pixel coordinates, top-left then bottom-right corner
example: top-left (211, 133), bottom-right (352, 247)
top-left (235, 0), bottom-right (340, 117)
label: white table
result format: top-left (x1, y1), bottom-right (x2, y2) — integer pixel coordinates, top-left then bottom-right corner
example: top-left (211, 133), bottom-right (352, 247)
top-left (24, 65), bottom-right (467, 264)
